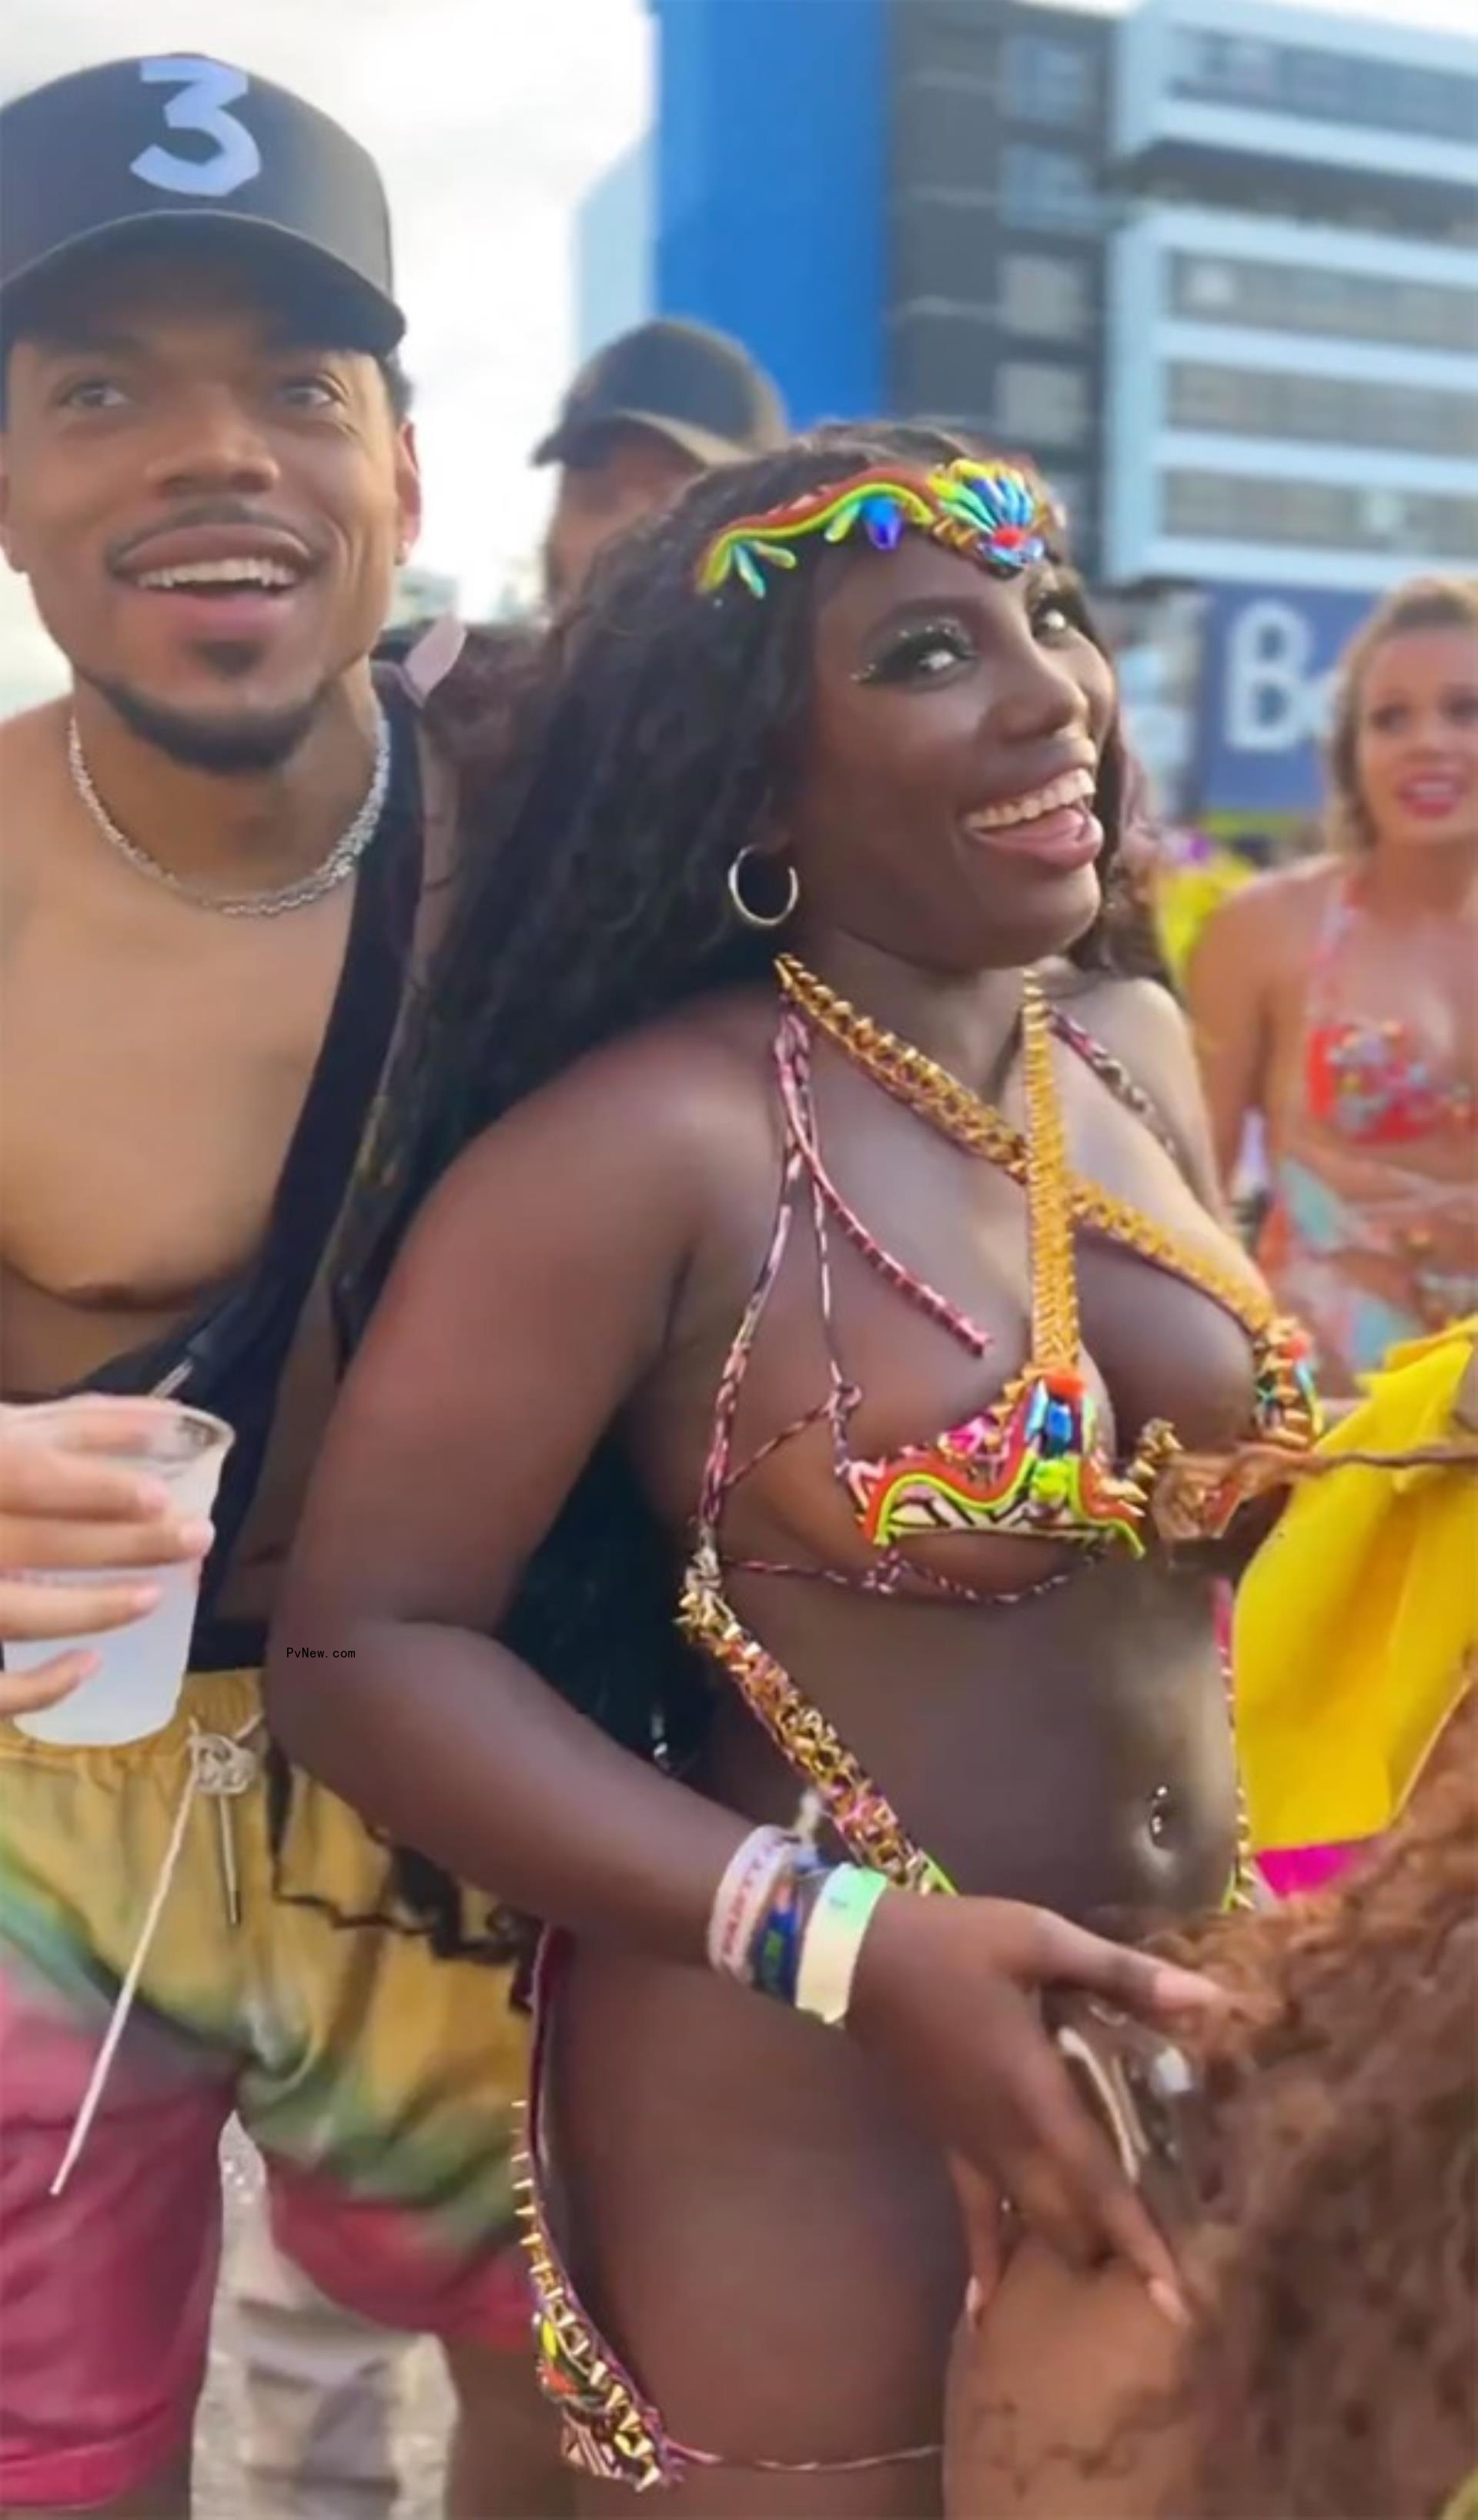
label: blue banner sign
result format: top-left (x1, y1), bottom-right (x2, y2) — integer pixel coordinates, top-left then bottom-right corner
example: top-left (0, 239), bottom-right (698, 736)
top-left (1195, 584), bottom-right (1378, 820)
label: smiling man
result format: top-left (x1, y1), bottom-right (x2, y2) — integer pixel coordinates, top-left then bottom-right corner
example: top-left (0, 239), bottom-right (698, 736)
top-left (0, 56), bottom-right (559, 2520)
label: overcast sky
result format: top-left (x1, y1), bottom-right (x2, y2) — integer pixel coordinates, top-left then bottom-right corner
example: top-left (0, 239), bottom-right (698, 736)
top-left (0, 0), bottom-right (650, 701)
top-left (2, 0), bottom-right (1471, 707)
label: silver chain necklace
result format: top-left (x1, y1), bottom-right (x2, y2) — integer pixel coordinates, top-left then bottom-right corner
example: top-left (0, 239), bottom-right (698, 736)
top-left (66, 702), bottom-right (392, 918)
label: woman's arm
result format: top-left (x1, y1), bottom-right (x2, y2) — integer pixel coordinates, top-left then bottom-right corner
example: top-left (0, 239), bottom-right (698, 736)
top-left (266, 1034), bottom-right (747, 1959)
top-left (1185, 887), bottom-right (1276, 1196)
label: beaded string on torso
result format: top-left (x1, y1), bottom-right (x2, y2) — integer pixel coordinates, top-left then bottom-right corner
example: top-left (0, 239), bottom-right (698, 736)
top-left (677, 960), bottom-right (1317, 1896)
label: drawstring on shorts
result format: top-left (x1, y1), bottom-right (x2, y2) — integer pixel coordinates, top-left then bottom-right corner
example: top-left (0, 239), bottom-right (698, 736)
top-left (49, 1716), bottom-right (261, 2197)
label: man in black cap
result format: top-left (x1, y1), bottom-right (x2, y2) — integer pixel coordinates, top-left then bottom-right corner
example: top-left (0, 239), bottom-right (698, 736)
top-left (0, 55), bottom-right (560, 2519)
top-left (536, 316), bottom-right (786, 609)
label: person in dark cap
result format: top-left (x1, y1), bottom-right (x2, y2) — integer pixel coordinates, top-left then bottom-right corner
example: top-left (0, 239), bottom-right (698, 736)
top-left (536, 316), bottom-right (787, 608)
top-left (0, 55), bottom-right (560, 2519)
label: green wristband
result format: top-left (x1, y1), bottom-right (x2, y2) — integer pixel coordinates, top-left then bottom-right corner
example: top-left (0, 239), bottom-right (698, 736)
top-left (794, 1864), bottom-right (890, 2027)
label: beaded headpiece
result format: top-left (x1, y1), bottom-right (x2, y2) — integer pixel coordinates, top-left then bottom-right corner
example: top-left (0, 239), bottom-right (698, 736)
top-left (696, 458), bottom-right (1055, 599)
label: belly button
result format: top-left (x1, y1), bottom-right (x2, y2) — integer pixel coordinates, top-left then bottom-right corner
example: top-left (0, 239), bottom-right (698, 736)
top-left (1145, 1784), bottom-right (1176, 1852)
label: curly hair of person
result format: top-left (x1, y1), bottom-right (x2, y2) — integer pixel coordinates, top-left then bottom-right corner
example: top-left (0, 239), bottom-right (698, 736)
top-left (1325, 576), bottom-right (1478, 857)
top-left (1166, 1692), bottom-right (1478, 2518)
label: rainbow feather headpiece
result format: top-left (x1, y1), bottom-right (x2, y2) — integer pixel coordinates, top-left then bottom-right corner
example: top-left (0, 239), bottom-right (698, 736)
top-left (696, 459), bottom-right (1055, 599)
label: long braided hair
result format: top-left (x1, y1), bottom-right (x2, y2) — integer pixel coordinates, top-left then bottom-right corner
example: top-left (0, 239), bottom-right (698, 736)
top-left (337, 421), bottom-right (1162, 1948)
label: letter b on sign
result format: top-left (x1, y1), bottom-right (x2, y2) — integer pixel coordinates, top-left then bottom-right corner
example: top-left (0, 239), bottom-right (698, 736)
top-left (1225, 599), bottom-right (1331, 756)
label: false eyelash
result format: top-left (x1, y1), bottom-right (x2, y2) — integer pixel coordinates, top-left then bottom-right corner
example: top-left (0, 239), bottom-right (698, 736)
top-left (856, 622), bottom-right (975, 684)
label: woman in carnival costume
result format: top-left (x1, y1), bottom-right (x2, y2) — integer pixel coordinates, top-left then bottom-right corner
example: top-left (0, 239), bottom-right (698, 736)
top-left (266, 427), bottom-right (1323, 2510)
top-left (1191, 577), bottom-right (1478, 1395)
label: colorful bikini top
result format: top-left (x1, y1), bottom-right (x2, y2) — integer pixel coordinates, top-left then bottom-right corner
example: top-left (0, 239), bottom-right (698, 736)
top-left (1305, 884), bottom-right (1476, 1149)
top-left (697, 958), bottom-right (1316, 1576)
top-left (676, 959), bottom-right (1317, 1893)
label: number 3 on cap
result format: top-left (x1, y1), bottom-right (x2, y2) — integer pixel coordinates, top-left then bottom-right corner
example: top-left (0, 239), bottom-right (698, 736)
top-left (132, 58), bottom-right (262, 199)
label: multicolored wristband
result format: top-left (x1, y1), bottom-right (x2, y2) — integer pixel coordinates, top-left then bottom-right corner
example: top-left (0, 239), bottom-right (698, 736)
top-left (706, 1826), bottom-right (795, 1980)
top-left (707, 1832), bottom-right (890, 2027)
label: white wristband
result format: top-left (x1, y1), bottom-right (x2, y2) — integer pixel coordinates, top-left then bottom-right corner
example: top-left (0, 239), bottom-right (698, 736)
top-left (794, 1866), bottom-right (890, 2028)
top-left (706, 1826), bottom-right (794, 1979)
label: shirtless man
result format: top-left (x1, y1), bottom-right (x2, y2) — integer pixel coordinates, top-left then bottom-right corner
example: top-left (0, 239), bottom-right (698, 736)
top-left (0, 55), bottom-right (558, 2518)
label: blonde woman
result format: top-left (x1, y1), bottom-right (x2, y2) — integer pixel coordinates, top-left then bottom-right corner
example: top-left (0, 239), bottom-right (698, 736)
top-left (1190, 579), bottom-right (1478, 1392)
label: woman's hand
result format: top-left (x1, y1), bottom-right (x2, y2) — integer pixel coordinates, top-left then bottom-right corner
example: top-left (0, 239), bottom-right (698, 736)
top-left (849, 1889), bottom-right (1222, 2313)
top-left (0, 1399), bottom-right (214, 1715)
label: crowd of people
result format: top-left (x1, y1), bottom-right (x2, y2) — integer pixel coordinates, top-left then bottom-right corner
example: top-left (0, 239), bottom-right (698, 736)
top-left (0, 51), bottom-right (1473, 2520)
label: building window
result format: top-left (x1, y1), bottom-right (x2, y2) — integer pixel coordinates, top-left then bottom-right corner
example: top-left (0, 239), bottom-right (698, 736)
top-left (1168, 362), bottom-right (1477, 457)
top-left (1171, 30), bottom-right (1276, 100)
top-left (1169, 29), bottom-right (1478, 140)
top-left (1000, 253), bottom-right (1089, 340)
top-left (1169, 253), bottom-right (1478, 356)
top-left (1002, 33), bottom-right (1094, 128)
top-left (997, 361), bottom-right (1089, 447)
top-left (1221, 37), bottom-right (1279, 101)
top-left (1177, 257), bottom-right (1239, 315)
top-left (898, 75), bottom-right (1002, 176)
top-left (1282, 46), bottom-right (1355, 116)
top-left (1167, 365), bottom-right (1252, 430)
top-left (892, 313), bottom-right (995, 423)
top-left (1001, 146), bottom-right (1099, 234)
top-left (1162, 470), bottom-right (1478, 559)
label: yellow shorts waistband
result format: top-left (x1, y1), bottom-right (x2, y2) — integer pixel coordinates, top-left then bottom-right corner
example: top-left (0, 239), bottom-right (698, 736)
top-left (0, 1666), bottom-right (262, 1775)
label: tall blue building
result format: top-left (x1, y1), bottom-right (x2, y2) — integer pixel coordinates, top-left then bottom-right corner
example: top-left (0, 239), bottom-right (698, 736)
top-left (647, 0), bottom-right (888, 426)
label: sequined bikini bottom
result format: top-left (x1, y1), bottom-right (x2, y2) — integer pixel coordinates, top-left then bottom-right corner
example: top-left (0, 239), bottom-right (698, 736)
top-left (513, 1935), bottom-right (944, 2495)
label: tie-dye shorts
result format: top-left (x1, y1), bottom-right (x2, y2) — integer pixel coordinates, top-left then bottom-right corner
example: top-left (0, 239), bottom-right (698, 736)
top-left (0, 1668), bottom-right (530, 2511)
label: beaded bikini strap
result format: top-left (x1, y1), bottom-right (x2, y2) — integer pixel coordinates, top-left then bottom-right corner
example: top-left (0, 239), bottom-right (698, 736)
top-left (706, 1015), bottom-right (1002, 1538)
top-left (694, 1143), bottom-right (803, 1539)
top-left (775, 1014), bottom-right (995, 1363)
top-left (1051, 1008), bottom-right (1182, 1169)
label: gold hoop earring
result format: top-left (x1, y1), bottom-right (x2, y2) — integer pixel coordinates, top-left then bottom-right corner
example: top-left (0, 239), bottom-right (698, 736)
top-left (727, 845), bottom-right (799, 932)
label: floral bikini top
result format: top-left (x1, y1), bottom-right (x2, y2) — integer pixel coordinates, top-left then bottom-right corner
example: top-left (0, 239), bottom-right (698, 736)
top-left (677, 963), bottom-right (1319, 1893)
top-left (1305, 883), bottom-right (1476, 1149)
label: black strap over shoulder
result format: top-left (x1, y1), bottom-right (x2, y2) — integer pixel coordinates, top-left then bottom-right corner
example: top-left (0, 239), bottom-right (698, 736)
top-left (71, 673), bottom-right (426, 1637)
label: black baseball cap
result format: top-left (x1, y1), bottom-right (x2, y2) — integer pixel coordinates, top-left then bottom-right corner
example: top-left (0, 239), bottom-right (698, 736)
top-left (533, 319), bottom-right (787, 469)
top-left (0, 55), bottom-right (403, 354)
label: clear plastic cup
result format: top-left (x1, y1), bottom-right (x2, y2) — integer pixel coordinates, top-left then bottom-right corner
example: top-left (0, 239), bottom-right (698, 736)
top-left (4, 1402), bottom-right (233, 1746)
